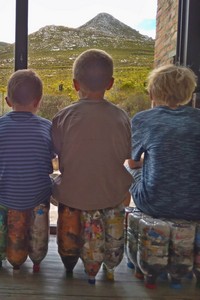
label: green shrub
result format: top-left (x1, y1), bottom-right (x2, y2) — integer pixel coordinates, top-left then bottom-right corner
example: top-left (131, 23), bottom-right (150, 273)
top-left (38, 94), bottom-right (73, 120)
top-left (118, 93), bottom-right (151, 118)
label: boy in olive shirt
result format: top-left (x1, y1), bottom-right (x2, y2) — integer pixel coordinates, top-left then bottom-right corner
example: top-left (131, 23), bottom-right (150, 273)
top-left (52, 49), bottom-right (132, 283)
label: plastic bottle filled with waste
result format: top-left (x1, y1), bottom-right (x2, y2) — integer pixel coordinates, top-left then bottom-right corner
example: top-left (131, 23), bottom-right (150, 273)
top-left (29, 202), bottom-right (50, 272)
top-left (103, 204), bottom-right (125, 282)
top-left (167, 219), bottom-right (196, 289)
top-left (126, 208), bottom-right (144, 279)
top-left (57, 204), bottom-right (82, 276)
top-left (0, 205), bottom-right (8, 267)
top-left (124, 206), bottom-right (135, 269)
top-left (80, 210), bottom-right (104, 284)
top-left (194, 221), bottom-right (200, 288)
top-left (137, 216), bottom-right (170, 289)
top-left (6, 209), bottom-right (31, 271)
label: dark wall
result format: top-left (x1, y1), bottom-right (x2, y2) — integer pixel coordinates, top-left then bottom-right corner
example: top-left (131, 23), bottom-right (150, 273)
top-left (176, 0), bottom-right (200, 102)
top-left (186, 0), bottom-right (200, 93)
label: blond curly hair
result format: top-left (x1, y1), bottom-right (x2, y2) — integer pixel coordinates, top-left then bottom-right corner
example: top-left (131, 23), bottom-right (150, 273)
top-left (147, 64), bottom-right (197, 106)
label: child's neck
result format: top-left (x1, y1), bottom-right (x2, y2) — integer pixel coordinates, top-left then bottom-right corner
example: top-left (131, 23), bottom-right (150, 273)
top-left (152, 101), bottom-right (179, 109)
top-left (79, 90), bottom-right (105, 101)
top-left (12, 104), bottom-right (37, 114)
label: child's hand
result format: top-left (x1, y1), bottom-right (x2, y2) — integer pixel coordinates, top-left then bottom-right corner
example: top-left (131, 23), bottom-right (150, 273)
top-left (128, 158), bottom-right (143, 169)
top-left (50, 196), bottom-right (58, 206)
top-left (52, 156), bottom-right (59, 171)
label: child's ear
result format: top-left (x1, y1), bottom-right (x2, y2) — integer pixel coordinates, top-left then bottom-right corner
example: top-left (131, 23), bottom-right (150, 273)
top-left (149, 91), bottom-right (155, 108)
top-left (33, 98), bottom-right (41, 108)
top-left (149, 90), bottom-right (153, 100)
top-left (73, 79), bottom-right (80, 91)
top-left (106, 77), bottom-right (114, 90)
top-left (151, 100), bottom-right (155, 108)
top-left (5, 97), bottom-right (12, 107)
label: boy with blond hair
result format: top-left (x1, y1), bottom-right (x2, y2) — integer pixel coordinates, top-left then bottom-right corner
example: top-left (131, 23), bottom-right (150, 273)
top-left (128, 64), bottom-right (200, 220)
top-left (52, 49), bottom-right (132, 283)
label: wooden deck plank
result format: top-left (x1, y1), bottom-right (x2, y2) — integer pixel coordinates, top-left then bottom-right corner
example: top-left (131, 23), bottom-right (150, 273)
top-left (0, 236), bottom-right (199, 300)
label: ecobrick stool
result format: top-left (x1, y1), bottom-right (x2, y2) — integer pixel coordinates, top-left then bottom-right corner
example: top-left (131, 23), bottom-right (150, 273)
top-left (125, 208), bottom-right (200, 289)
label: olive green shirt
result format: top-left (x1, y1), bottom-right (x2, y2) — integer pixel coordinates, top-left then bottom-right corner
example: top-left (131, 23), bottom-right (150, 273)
top-left (52, 99), bottom-right (132, 210)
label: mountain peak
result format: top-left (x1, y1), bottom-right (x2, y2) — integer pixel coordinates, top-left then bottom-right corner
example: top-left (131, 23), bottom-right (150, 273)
top-left (78, 12), bottom-right (143, 40)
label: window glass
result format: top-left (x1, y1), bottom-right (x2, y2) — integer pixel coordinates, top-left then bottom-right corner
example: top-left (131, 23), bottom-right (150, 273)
top-left (0, 0), bottom-right (15, 44)
top-left (0, 0), bottom-right (157, 226)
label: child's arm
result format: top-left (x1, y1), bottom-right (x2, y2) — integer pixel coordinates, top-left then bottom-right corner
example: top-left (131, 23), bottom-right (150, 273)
top-left (123, 192), bottom-right (131, 207)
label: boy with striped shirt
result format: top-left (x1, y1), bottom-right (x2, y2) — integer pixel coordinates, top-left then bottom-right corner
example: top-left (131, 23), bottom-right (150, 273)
top-left (1, 69), bottom-right (55, 210)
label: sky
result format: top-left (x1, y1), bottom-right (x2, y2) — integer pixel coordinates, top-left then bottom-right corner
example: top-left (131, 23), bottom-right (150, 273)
top-left (0, 0), bottom-right (157, 43)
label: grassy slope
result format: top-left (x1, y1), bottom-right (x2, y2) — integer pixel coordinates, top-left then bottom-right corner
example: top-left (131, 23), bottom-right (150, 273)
top-left (0, 38), bottom-right (154, 117)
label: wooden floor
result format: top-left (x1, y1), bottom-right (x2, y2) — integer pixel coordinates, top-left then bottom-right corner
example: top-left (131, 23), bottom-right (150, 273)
top-left (0, 236), bottom-right (199, 300)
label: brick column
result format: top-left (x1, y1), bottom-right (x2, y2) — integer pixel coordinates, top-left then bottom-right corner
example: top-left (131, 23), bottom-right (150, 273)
top-left (154, 0), bottom-right (179, 66)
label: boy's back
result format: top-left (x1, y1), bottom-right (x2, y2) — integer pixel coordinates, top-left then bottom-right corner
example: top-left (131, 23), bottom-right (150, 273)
top-left (131, 105), bottom-right (200, 220)
top-left (0, 111), bottom-right (53, 210)
top-left (52, 98), bottom-right (132, 210)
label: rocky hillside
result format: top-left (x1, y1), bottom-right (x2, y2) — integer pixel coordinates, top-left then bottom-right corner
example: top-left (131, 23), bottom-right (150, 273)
top-left (0, 42), bottom-right (10, 51)
top-left (0, 12), bottom-right (153, 51)
top-left (27, 12), bottom-right (153, 52)
top-left (0, 13), bottom-right (154, 82)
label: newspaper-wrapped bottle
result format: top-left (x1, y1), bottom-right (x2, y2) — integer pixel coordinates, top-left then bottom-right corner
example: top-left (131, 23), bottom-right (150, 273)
top-left (126, 208), bottom-right (144, 279)
top-left (194, 221), bottom-right (200, 288)
top-left (28, 202), bottom-right (50, 272)
top-left (167, 220), bottom-right (195, 289)
top-left (103, 204), bottom-right (125, 282)
top-left (80, 210), bottom-right (104, 284)
top-left (137, 216), bottom-right (170, 289)
top-left (6, 209), bottom-right (31, 271)
top-left (124, 206), bottom-right (135, 269)
top-left (0, 205), bottom-right (8, 267)
top-left (57, 204), bottom-right (82, 276)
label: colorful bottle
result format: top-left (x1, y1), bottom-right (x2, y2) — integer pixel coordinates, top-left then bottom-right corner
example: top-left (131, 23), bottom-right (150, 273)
top-left (168, 220), bottom-right (195, 289)
top-left (80, 210), bottom-right (104, 284)
top-left (194, 221), bottom-right (200, 288)
top-left (6, 209), bottom-right (31, 271)
top-left (57, 204), bottom-right (82, 276)
top-left (28, 202), bottom-right (50, 272)
top-left (103, 204), bottom-right (125, 282)
top-left (126, 208), bottom-right (144, 279)
top-left (137, 216), bottom-right (170, 289)
top-left (124, 206), bottom-right (135, 269)
top-left (0, 205), bottom-right (8, 267)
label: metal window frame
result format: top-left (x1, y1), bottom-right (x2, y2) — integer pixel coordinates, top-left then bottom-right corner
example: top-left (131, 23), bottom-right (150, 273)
top-left (15, 0), bottom-right (28, 71)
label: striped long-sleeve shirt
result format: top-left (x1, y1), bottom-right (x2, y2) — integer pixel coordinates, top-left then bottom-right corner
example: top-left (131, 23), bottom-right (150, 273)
top-left (0, 111), bottom-right (55, 210)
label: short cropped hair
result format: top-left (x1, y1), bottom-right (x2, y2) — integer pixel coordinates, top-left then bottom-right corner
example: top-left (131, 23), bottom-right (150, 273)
top-left (7, 69), bottom-right (43, 105)
top-left (73, 49), bottom-right (113, 92)
top-left (147, 64), bottom-right (197, 106)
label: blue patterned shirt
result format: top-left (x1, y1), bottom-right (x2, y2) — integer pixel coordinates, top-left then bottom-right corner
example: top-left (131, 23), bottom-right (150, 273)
top-left (130, 105), bottom-right (200, 220)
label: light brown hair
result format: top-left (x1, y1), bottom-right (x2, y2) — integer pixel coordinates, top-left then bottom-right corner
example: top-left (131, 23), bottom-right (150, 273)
top-left (73, 49), bottom-right (113, 92)
top-left (147, 64), bottom-right (197, 106)
top-left (7, 69), bottom-right (43, 105)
